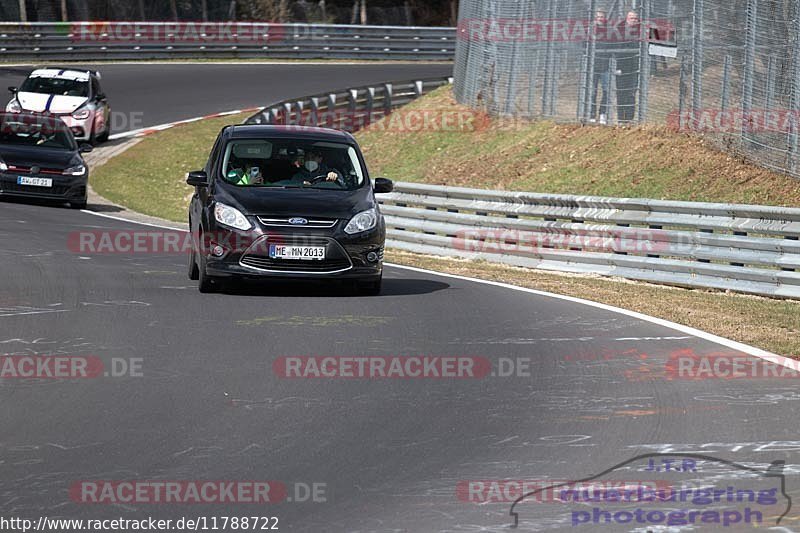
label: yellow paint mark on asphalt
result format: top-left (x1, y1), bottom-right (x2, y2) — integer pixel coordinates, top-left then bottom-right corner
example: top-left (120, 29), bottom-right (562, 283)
top-left (236, 315), bottom-right (393, 327)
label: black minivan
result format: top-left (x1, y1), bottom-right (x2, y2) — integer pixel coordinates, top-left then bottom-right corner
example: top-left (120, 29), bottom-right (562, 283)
top-left (187, 125), bottom-right (393, 294)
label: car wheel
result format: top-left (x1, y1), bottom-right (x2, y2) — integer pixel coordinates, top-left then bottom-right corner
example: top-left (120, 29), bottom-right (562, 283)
top-left (70, 196), bottom-right (88, 210)
top-left (197, 250), bottom-right (219, 293)
top-left (96, 125), bottom-right (110, 143)
top-left (188, 245), bottom-right (199, 281)
top-left (357, 275), bottom-right (382, 296)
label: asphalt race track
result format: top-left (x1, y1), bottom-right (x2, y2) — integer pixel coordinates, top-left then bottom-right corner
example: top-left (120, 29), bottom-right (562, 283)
top-left (1, 63), bottom-right (799, 532)
top-left (0, 62), bottom-right (453, 133)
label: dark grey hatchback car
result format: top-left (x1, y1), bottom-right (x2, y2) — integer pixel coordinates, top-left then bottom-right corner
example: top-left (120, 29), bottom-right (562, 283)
top-left (187, 125), bottom-right (393, 294)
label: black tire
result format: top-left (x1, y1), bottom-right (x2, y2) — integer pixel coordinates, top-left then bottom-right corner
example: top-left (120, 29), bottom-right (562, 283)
top-left (188, 245), bottom-right (199, 281)
top-left (70, 197), bottom-right (88, 210)
top-left (96, 125), bottom-right (110, 143)
top-left (197, 252), bottom-right (219, 293)
top-left (358, 275), bottom-right (382, 296)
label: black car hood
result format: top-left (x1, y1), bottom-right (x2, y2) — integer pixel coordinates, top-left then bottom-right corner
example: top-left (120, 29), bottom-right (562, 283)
top-left (0, 144), bottom-right (80, 169)
top-left (215, 182), bottom-right (374, 219)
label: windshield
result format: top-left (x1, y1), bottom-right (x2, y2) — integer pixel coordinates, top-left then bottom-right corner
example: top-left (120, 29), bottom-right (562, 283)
top-left (20, 76), bottom-right (89, 98)
top-left (220, 138), bottom-right (366, 191)
top-left (0, 116), bottom-right (76, 150)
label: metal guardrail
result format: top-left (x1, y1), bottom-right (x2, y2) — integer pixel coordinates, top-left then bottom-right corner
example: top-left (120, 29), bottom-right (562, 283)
top-left (0, 22), bottom-right (456, 60)
top-left (240, 75), bottom-right (800, 299)
top-left (244, 77), bottom-right (454, 129)
top-left (379, 182), bottom-right (800, 299)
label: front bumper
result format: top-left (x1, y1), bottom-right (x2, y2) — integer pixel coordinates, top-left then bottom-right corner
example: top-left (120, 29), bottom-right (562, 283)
top-left (202, 221), bottom-right (385, 281)
top-left (59, 114), bottom-right (94, 141)
top-left (0, 172), bottom-right (87, 202)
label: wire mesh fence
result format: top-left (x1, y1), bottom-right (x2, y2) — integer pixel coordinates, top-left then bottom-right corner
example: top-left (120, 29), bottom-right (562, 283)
top-left (453, 0), bottom-right (800, 180)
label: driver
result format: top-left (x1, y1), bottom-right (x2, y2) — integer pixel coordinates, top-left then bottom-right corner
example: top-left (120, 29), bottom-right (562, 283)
top-left (291, 150), bottom-right (341, 185)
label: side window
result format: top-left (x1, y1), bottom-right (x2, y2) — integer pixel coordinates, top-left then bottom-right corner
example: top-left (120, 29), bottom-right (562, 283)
top-left (205, 136), bottom-right (222, 175)
top-left (91, 77), bottom-right (101, 99)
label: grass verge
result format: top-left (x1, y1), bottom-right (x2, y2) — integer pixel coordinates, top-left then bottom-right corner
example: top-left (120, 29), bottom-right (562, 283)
top-left (88, 99), bottom-right (800, 357)
top-left (357, 87), bottom-right (800, 206)
top-left (91, 112), bottom-right (250, 222)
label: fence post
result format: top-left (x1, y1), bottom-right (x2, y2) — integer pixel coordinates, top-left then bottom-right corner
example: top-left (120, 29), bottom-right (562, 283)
top-left (678, 54), bottom-right (688, 131)
top-left (541, 0), bottom-right (555, 116)
top-left (742, 0), bottom-right (757, 145)
top-left (691, 0), bottom-right (704, 128)
top-left (583, 0), bottom-right (598, 122)
top-left (529, 49), bottom-right (540, 118)
top-left (637, 0), bottom-right (651, 123)
top-left (720, 54), bottom-right (731, 113)
top-left (765, 55), bottom-right (776, 113)
top-left (608, 56), bottom-right (617, 124)
top-left (789, 0), bottom-right (800, 174)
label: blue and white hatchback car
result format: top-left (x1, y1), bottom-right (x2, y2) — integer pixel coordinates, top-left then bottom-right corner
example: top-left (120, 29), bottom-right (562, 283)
top-left (6, 68), bottom-right (111, 144)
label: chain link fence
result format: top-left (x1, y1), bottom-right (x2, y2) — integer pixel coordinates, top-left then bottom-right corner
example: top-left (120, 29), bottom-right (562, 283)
top-left (453, 0), bottom-right (800, 180)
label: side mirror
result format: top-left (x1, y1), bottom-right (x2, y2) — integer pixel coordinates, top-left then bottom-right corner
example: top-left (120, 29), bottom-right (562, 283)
top-left (186, 170), bottom-right (209, 187)
top-left (95, 93), bottom-right (106, 101)
top-left (78, 143), bottom-right (93, 153)
top-left (8, 86), bottom-right (17, 94)
top-left (373, 177), bottom-right (394, 194)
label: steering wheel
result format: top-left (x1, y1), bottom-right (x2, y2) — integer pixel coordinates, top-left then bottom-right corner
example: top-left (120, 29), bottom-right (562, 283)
top-left (307, 174), bottom-right (344, 186)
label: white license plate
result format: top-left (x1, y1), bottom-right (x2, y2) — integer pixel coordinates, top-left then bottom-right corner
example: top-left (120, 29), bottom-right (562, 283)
top-left (269, 244), bottom-right (326, 261)
top-left (17, 176), bottom-right (52, 187)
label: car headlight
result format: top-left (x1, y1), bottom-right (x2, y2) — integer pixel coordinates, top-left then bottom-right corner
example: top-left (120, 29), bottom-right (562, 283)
top-left (344, 208), bottom-right (378, 235)
top-left (6, 100), bottom-right (21, 113)
top-left (0, 160), bottom-right (7, 172)
top-left (63, 164), bottom-right (86, 176)
top-left (72, 107), bottom-right (91, 120)
top-left (214, 202), bottom-right (252, 231)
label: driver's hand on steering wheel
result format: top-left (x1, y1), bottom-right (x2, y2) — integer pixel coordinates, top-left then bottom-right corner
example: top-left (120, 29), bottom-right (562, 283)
top-left (326, 172), bottom-right (339, 182)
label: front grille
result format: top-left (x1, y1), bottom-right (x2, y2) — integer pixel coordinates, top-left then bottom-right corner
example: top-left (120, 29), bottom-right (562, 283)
top-left (241, 256), bottom-right (352, 272)
top-left (257, 216), bottom-right (338, 229)
top-left (8, 165), bottom-right (63, 175)
top-left (240, 235), bottom-right (352, 274)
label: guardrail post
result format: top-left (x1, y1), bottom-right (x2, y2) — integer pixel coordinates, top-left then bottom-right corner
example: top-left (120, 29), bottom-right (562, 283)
top-left (383, 83), bottom-right (393, 115)
top-left (347, 89), bottom-right (359, 131)
top-left (268, 107), bottom-right (280, 125)
top-left (295, 100), bottom-right (305, 126)
top-left (321, 93), bottom-right (335, 128)
top-left (365, 87), bottom-right (375, 128)
top-left (309, 97), bottom-right (319, 127)
top-left (414, 80), bottom-right (424, 98)
top-left (282, 102), bottom-right (293, 125)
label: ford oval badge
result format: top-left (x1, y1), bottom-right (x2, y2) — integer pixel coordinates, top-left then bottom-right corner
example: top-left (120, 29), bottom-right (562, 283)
top-left (289, 217), bottom-right (308, 225)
